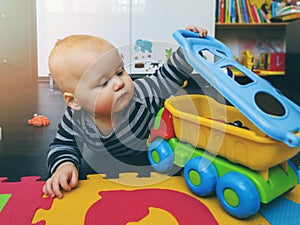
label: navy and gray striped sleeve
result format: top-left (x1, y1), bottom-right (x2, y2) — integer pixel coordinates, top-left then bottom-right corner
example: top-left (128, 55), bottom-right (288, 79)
top-left (47, 107), bottom-right (82, 175)
top-left (133, 47), bottom-right (193, 112)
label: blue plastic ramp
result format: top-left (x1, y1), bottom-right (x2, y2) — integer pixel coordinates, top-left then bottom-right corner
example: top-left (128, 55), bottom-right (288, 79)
top-left (173, 29), bottom-right (300, 148)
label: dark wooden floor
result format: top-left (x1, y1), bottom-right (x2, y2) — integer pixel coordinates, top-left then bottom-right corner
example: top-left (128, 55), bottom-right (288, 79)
top-left (0, 78), bottom-right (299, 182)
top-left (0, 81), bottom-right (66, 181)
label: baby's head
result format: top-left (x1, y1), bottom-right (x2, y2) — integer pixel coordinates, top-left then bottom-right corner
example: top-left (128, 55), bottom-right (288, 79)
top-left (48, 34), bottom-right (115, 94)
top-left (48, 34), bottom-right (134, 115)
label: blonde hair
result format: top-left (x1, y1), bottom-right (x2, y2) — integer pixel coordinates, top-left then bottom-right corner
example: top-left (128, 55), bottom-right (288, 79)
top-left (48, 34), bottom-right (113, 92)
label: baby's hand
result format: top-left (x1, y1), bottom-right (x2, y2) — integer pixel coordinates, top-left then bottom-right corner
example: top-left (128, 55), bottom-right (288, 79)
top-left (43, 162), bottom-right (78, 199)
top-left (185, 25), bottom-right (208, 37)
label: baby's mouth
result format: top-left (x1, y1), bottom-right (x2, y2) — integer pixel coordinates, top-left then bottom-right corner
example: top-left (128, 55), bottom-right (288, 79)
top-left (114, 90), bottom-right (128, 105)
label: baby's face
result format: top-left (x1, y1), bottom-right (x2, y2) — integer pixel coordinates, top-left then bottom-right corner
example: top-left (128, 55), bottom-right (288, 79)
top-left (73, 46), bottom-right (134, 116)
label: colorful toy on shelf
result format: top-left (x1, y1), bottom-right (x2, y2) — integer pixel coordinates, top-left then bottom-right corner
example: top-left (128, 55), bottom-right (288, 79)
top-left (240, 50), bottom-right (254, 70)
top-left (260, 52), bottom-right (285, 72)
top-left (27, 114), bottom-right (50, 127)
top-left (147, 30), bottom-right (300, 219)
top-left (233, 50), bottom-right (286, 76)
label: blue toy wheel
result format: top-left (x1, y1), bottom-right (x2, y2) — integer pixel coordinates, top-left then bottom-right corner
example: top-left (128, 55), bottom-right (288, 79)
top-left (183, 157), bottom-right (217, 196)
top-left (148, 139), bottom-right (174, 173)
top-left (216, 172), bottom-right (260, 219)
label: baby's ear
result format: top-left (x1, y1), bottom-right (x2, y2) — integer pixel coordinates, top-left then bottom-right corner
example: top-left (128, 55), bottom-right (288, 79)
top-left (63, 92), bottom-right (81, 110)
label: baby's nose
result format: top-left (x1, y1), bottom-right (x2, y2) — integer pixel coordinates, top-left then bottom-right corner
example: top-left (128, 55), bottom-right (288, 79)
top-left (112, 76), bottom-right (125, 91)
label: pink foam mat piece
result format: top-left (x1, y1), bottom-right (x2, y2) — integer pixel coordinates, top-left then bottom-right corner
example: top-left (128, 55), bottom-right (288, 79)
top-left (0, 176), bottom-right (53, 225)
top-left (85, 189), bottom-right (218, 224)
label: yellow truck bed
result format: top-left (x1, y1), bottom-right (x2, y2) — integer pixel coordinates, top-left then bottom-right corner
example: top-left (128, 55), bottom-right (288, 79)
top-left (165, 94), bottom-right (300, 172)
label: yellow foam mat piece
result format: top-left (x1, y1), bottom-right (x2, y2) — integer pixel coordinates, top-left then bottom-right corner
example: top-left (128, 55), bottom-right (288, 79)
top-left (127, 207), bottom-right (180, 225)
top-left (32, 173), bottom-right (270, 225)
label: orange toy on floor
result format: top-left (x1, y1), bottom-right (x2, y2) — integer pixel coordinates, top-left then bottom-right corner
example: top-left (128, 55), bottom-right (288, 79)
top-left (28, 114), bottom-right (50, 127)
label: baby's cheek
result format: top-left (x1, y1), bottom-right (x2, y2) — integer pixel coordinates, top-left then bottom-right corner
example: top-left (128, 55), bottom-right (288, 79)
top-left (94, 95), bottom-right (113, 114)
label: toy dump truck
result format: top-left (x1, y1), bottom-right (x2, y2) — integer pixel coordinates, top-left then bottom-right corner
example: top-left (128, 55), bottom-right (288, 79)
top-left (147, 30), bottom-right (300, 219)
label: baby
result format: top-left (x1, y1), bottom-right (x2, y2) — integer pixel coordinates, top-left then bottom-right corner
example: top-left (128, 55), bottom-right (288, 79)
top-left (43, 25), bottom-right (208, 198)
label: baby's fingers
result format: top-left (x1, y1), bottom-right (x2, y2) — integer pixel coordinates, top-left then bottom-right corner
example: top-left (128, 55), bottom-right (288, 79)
top-left (198, 29), bottom-right (208, 37)
top-left (52, 178), bottom-right (64, 198)
top-left (59, 171), bottom-right (78, 192)
top-left (59, 175), bottom-right (72, 192)
top-left (43, 177), bottom-right (63, 199)
top-left (185, 25), bottom-right (208, 37)
top-left (43, 179), bottom-right (53, 196)
top-left (69, 169), bottom-right (79, 189)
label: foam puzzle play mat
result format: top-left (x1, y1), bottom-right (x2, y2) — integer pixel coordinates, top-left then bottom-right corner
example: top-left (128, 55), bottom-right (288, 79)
top-left (0, 172), bottom-right (299, 225)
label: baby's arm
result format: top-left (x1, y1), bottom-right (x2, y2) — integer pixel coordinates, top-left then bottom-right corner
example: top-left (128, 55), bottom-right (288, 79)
top-left (44, 107), bottom-right (82, 198)
top-left (134, 25), bottom-right (208, 111)
top-left (43, 161), bottom-right (78, 199)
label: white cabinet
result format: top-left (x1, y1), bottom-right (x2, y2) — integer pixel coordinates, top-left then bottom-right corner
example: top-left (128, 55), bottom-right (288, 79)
top-left (36, 0), bottom-right (216, 76)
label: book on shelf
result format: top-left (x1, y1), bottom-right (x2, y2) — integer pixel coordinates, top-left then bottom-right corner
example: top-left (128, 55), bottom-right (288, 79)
top-left (241, 0), bottom-right (250, 22)
top-left (219, 0), bottom-right (225, 23)
top-left (216, 0), bottom-right (273, 24)
top-left (274, 12), bottom-right (300, 21)
top-left (245, 0), bottom-right (254, 23)
top-left (271, 1), bottom-right (286, 17)
top-left (257, 7), bottom-right (266, 22)
top-left (225, 0), bottom-right (230, 22)
top-left (271, 4), bottom-right (300, 22)
top-left (231, 0), bottom-right (236, 23)
top-left (228, 0), bottom-right (238, 23)
top-left (259, 7), bottom-right (271, 23)
top-left (250, 4), bottom-right (261, 22)
top-left (215, 0), bottom-right (219, 22)
top-left (276, 4), bottom-right (300, 16)
top-left (236, 0), bottom-right (243, 22)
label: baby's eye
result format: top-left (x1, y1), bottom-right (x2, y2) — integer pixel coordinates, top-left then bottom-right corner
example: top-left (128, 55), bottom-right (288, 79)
top-left (99, 80), bottom-right (108, 87)
top-left (116, 69), bottom-right (124, 76)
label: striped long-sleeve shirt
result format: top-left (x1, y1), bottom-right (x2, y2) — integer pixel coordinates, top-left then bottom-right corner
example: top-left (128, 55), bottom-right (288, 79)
top-left (47, 48), bottom-right (194, 175)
